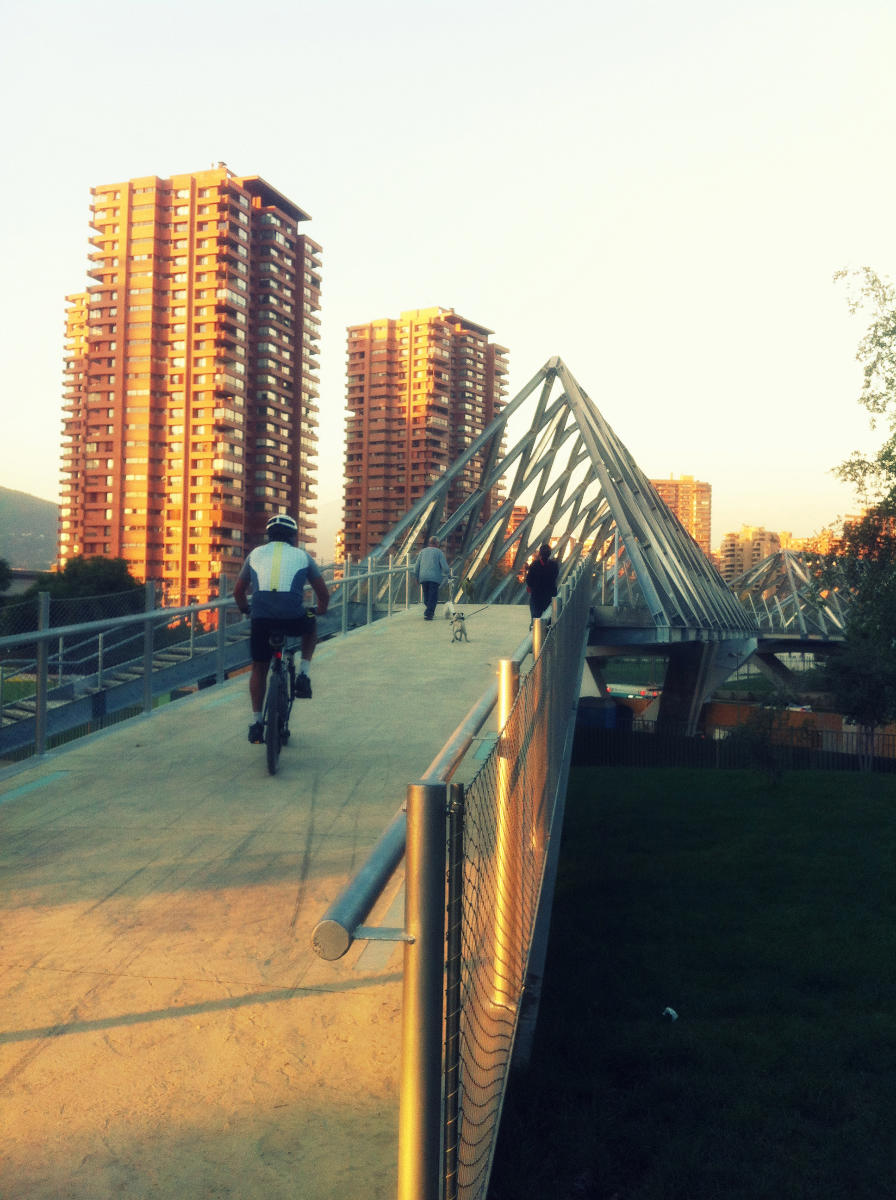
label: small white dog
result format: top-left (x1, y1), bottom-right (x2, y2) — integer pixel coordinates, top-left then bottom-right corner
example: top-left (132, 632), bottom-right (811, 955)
top-left (443, 599), bottom-right (469, 642)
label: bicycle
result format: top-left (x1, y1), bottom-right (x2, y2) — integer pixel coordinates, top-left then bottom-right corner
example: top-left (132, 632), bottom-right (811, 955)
top-left (262, 632), bottom-right (297, 775)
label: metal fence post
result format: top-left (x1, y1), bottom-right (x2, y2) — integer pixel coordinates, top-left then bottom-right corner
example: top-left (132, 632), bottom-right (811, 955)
top-left (341, 558), bottom-right (349, 636)
top-left (444, 782), bottom-right (465, 1200)
top-left (493, 657), bottom-right (521, 1009)
top-left (388, 554), bottom-right (394, 619)
top-left (216, 573), bottom-right (227, 684)
top-left (366, 562), bottom-right (373, 627)
top-left (35, 592), bottom-right (49, 755)
top-left (97, 632), bottom-right (105, 689)
top-left (530, 619), bottom-right (549, 863)
top-left (143, 580), bottom-right (155, 715)
top-left (532, 615), bottom-right (545, 660)
top-left (398, 780), bottom-right (448, 1200)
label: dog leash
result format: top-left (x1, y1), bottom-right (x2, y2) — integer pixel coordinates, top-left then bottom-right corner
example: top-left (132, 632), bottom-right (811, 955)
top-left (452, 604), bottom-right (491, 621)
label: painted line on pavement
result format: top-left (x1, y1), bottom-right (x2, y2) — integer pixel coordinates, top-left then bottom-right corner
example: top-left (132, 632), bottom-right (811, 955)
top-left (0, 771), bottom-right (70, 805)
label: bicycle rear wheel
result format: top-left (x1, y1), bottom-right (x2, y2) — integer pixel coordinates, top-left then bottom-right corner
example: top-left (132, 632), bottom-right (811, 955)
top-left (279, 670), bottom-right (292, 744)
top-left (264, 669), bottom-right (281, 775)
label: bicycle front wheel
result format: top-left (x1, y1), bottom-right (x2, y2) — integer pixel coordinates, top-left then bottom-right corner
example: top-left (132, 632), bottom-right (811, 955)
top-left (264, 669), bottom-right (281, 775)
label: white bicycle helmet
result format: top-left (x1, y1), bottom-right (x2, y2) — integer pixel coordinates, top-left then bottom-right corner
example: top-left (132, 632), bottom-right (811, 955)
top-left (265, 514), bottom-right (299, 541)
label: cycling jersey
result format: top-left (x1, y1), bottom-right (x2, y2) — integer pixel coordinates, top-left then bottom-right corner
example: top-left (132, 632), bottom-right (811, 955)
top-left (237, 542), bottom-right (323, 621)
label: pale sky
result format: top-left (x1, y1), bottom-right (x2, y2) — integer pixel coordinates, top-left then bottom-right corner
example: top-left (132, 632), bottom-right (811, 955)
top-left (1, 0), bottom-right (894, 556)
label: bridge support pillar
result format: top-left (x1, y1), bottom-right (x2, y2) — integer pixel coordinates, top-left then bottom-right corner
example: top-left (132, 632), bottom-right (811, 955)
top-left (657, 638), bottom-right (756, 735)
top-left (584, 655), bottom-right (611, 698)
top-left (752, 651), bottom-right (796, 692)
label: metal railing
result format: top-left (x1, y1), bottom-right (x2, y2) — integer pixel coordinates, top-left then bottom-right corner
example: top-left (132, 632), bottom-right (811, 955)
top-left (0, 558), bottom-right (429, 763)
top-left (311, 558), bottom-right (595, 1200)
top-left (310, 603), bottom-right (536, 963)
top-left (332, 555), bottom-right (416, 634)
top-left (444, 563), bottom-right (593, 1200)
top-left (0, 586), bottom-right (149, 712)
top-left (0, 580), bottom-right (244, 760)
top-left (577, 718), bottom-right (896, 773)
top-left (4, 555), bottom-right (593, 1195)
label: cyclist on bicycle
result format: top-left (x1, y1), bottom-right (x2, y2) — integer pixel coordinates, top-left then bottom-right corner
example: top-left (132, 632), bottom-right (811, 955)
top-left (233, 514), bottom-right (330, 744)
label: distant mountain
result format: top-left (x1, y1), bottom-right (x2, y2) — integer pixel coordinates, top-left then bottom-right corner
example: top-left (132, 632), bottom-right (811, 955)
top-left (0, 487), bottom-right (58, 569)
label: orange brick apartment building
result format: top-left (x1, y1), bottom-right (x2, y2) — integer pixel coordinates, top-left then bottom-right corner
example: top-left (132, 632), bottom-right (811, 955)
top-left (649, 474), bottom-right (712, 555)
top-left (343, 308), bottom-right (508, 560)
top-left (59, 165), bottom-right (321, 605)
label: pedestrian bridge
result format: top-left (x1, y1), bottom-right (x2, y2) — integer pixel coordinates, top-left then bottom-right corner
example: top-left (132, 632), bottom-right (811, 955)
top-left (0, 594), bottom-right (577, 1200)
top-left (0, 354), bottom-right (854, 1198)
top-left (0, 356), bottom-right (848, 759)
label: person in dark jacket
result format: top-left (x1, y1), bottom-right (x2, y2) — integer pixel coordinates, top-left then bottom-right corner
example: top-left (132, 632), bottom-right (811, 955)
top-left (525, 542), bottom-right (559, 625)
top-left (414, 537), bottom-right (450, 620)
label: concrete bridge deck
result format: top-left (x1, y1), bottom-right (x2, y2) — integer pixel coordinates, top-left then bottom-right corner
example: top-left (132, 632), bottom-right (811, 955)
top-left (0, 603), bottom-right (532, 1200)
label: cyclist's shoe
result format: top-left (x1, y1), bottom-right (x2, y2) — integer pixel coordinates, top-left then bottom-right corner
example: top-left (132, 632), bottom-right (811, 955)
top-left (248, 721), bottom-right (264, 744)
top-left (294, 673), bottom-right (312, 699)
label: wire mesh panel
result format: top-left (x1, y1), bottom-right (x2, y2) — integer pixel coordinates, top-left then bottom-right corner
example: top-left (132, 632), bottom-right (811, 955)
top-left (451, 572), bottom-right (592, 1199)
top-left (48, 586), bottom-right (148, 627)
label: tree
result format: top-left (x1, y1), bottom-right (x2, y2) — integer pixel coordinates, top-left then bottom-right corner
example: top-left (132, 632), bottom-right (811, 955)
top-left (0, 557), bottom-right (11, 595)
top-left (17, 555), bottom-right (145, 629)
top-left (825, 270), bottom-right (896, 758)
top-left (25, 555), bottom-right (142, 600)
top-left (822, 270), bottom-right (896, 758)
top-left (822, 512), bottom-right (896, 748)
top-left (0, 554), bottom-right (145, 662)
top-left (833, 267), bottom-right (896, 507)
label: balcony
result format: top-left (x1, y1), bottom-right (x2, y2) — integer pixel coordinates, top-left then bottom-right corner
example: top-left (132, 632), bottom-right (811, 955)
top-left (214, 373), bottom-right (245, 395)
top-left (213, 407), bottom-right (241, 431)
top-left (87, 264), bottom-right (120, 284)
top-left (212, 458), bottom-right (242, 480)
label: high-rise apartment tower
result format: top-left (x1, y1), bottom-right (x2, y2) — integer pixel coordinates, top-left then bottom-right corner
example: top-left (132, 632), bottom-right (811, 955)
top-left (649, 474), bottom-right (712, 555)
top-left (59, 165), bottom-right (321, 605)
top-left (343, 307), bottom-right (508, 560)
top-left (718, 525), bottom-right (781, 582)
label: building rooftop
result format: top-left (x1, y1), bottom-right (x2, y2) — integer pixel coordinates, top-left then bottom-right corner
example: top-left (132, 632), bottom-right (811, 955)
top-left (239, 175), bottom-right (312, 224)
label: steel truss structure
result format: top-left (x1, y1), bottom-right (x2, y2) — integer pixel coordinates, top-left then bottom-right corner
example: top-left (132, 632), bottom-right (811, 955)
top-left (364, 357), bottom-right (754, 640)
top-left (731, 549), bottom-right (849, 641)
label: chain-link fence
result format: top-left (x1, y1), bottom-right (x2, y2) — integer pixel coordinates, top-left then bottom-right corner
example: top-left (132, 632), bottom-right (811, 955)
top-left (0, 587), bottom-right (152, 725)
top-left (0, 587), bottom-right (149, 671)
top-left (0, 586), bottom-right (147, 639)
top-left (0, 598), bottom-right (40, 642)
top-left (48, 587), bottom-right (147, 627)
top-left (0, 561), bottom-right (424, 764)
top-left (575, 719), bottom-right (896, 773)
top-left (445, 565), bottom-right (593, 1200)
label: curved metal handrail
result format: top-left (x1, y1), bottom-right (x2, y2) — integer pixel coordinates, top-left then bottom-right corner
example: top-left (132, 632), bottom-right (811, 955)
top-left (311, 561), bottom-right (593, 961)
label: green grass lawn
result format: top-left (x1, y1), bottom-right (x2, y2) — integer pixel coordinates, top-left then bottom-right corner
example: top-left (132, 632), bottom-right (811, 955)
top-left (0, 678), bottom-right (36, 703)
top-left (488, 767), bottom-right (896, 1200)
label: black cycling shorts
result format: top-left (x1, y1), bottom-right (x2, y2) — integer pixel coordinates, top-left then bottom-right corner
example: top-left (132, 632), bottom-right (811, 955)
top-left (250, 614), bottom-right (315, 663)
